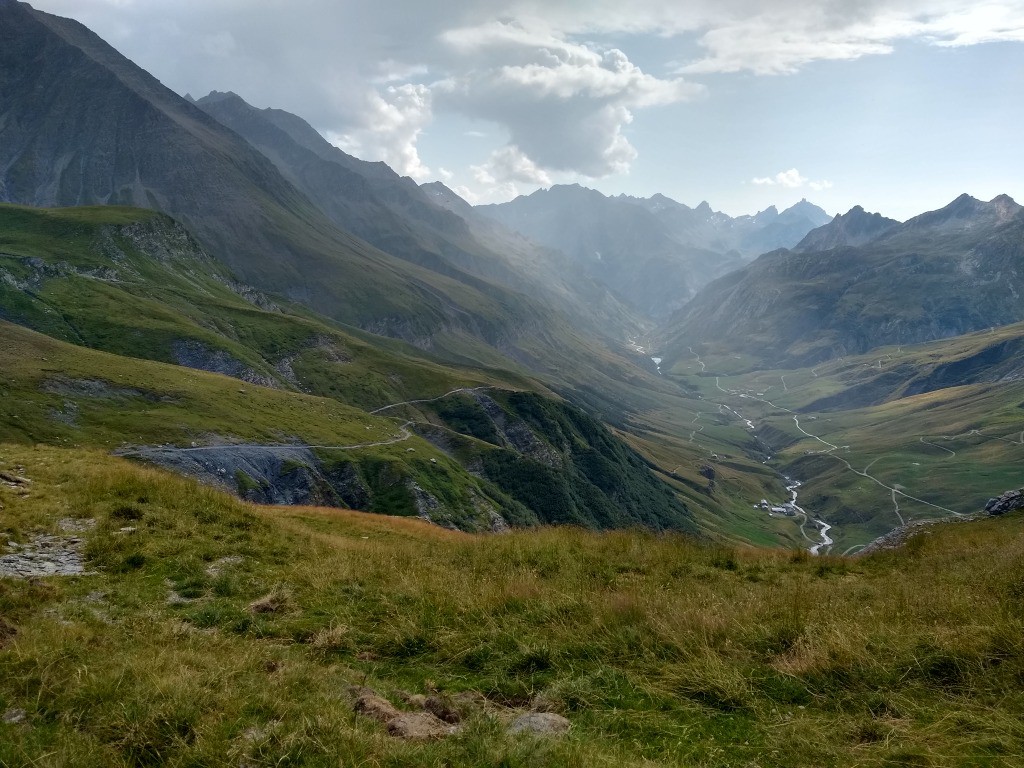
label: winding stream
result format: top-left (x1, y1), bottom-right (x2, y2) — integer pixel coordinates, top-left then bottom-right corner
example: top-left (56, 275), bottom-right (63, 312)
top-left (784, 477), bottom-right (834, 555)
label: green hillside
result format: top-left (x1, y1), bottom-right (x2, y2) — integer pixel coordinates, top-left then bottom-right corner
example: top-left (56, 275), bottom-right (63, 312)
top-left (1, 445), bottom-right (1022, 766)
top-left (0, 204), bottom-right (697, 534)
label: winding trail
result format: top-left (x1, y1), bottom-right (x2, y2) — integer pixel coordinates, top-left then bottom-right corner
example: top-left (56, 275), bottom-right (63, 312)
top-left (123, 387), bottom-right (497, 456)
top-left (689, 412), bottom-right (705, 443)
top-left (706, 370), bottom-right (967, 536)
top-left (369, 386), bottom-right (492, 414)
top-left (791, 415), bottom-right (960, 518)
top-left (919, 436), bottom-right (956, 457)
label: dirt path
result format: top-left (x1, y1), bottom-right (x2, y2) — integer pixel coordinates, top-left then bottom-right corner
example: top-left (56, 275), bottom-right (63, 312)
top-left (369, 386), bottom-right (492, 414)
top-left (122, 386), bottom-right (496, 457)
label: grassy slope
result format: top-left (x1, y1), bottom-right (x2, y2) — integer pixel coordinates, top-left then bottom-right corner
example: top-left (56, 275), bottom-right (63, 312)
top-left (0, 204), bottom-right (526, 409)
top-left (0, 318), bottom-right (700, 533)
top-left (662, 326), bottom-right (1024, 550)
top-left (1, 445), bottom-right (1022, 766)
top-left (0, 204), bottom-right (725, 536)
top-left (0, 319), bottom-right (541, 532)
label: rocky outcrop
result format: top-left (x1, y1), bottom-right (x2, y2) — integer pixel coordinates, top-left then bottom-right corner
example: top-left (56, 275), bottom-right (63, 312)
top-left (985, 489), bottom-right (1024, 515)
top-left (0, 518), bottom-right (96, 578)
top-left (120, 444), bottom-right (368, 508)
top-left (171, 340), bottom-right (278, 388)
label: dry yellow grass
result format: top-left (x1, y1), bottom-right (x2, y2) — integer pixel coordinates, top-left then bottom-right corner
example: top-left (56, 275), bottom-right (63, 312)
top-left (1, 444), bottom-right (1022, 766)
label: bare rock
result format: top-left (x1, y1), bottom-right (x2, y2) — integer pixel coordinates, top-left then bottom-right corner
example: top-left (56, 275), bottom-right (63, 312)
top-left (354, 692), bottom-right (401, 723)
top-left (986, 488), bottom-right (1024, 516)
top-left (2, 708), bottom-right (26, 725)
top-left (386, 712), bottom-right (457, 740)
top-left (0, 472), bottom-right (31, 486)
top-left (508, 712), bottom-right (571, 736)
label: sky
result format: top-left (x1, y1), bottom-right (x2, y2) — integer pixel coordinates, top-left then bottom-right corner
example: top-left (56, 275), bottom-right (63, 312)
top-left (29, 0), bottom-right (1024, 219)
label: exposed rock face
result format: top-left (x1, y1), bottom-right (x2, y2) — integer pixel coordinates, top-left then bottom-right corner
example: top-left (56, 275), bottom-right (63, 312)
top-left (171, 340), bottom-right (278, 388)
top-left (120, 444), bottom-right (369, 508)
top-left (985, 489), bottom-right (1024, 515)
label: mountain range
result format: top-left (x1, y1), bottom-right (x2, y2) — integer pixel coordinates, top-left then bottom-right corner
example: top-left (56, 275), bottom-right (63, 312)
top-left (477, 186), bottom-right (830, 318)
top-left (661, 193), bottom-right (1024, 367)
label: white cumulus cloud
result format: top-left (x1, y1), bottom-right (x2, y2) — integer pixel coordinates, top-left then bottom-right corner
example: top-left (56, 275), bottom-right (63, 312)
top-left (328, 84), bottom-right (434, 180)
top-left (752, 168), bottom-right (832, 190)
top-left (435, 21), bottom-right (702, 179)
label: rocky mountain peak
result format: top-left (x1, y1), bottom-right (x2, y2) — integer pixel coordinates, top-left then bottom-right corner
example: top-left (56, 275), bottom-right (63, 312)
top-left (794, 204), bottom-right (899, 252)
top-left (898, 192), bottom-right (1022, 235)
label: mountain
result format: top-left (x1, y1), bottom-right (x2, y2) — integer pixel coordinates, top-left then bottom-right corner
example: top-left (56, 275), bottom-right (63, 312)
top-left (477, 185), bottom-right (738, 318)
top-left (478, 185), bottom-right (829, 318)
top-left (794, 206), bottom-right (900, 251)
top-left (745, 198), bottom-right (834, 254)
top-left (193, 91), bottom-right (637, 340)
top-left (0, 0), bottom-right (583, 362)
top-left (0, 202), bottom-right (695, 533)
top-left (660, 194), bottom-right (1024, 367)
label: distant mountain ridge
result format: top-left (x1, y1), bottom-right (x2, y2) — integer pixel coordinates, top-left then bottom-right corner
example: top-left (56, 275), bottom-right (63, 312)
top-left (794, 206), bottom-right (900, 251)
top-left (660, 194), bottom-right (1024, 367)
top-left (478, 185), bottom-right (830, 318)
top-left (194, 91), bottom-right (638, 340)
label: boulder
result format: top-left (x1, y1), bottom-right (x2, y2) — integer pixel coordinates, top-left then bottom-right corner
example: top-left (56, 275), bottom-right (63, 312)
top-left (985, 489), bottom-right (1024, 516)
top-left (508, 712), bottom-right (571, 736)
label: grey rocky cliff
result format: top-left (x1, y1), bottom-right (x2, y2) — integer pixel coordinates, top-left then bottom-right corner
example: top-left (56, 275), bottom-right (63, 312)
top-left (985, 489), bottom-right (1024, 516)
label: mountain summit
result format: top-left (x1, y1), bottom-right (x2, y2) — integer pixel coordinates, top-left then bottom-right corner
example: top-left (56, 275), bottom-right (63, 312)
top-left (795, 206), bottom-right (900, 251)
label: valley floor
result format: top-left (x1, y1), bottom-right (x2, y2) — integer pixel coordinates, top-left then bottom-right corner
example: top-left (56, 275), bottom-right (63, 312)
top-left (2, 444), bottom-right (1023, 767)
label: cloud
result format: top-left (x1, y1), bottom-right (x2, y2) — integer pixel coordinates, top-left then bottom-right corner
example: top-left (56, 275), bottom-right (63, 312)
top-left (473, 146), bottom-right (553, 186)
top-left (752, 168), bottom-right (832, 190)
top-left (29, 0), bottom-right (1024, 198)
top-left (674, 2), bottom-right (1024, 75)
top-left (434, 21), bottom-right (701, 178)
top-left (327, 84), bottom-right (433, 180)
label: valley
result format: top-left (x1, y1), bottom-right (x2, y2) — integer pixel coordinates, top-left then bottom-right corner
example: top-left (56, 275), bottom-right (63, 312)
top-left (1, 2), bottom-right (1023, 763)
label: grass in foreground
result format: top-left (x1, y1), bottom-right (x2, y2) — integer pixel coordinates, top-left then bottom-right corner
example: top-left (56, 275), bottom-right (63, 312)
top-left (1, 444), bottom-right (1023, 767)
